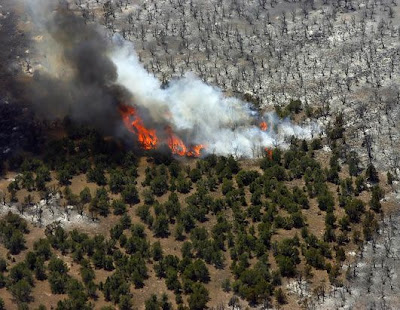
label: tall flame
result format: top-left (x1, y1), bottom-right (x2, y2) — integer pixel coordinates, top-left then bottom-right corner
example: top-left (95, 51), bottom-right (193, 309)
top-left (166, 126), bottom-right (188, 156)
top-left (118, 105), bottom-right (158, 150)
top-left (187, 144), bottom-right (204, 157)
top-left (265, 147), bottom-right (273, 160)
top-left (260, 121), bottom-right (268, 131)
top-left (119, 104), bottom-right (204, 157)
top-left (166, 126), bottom-right (204, 157)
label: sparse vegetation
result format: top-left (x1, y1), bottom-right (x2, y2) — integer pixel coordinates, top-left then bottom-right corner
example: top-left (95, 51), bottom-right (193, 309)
top-left (1, 0), bottom-right (399, 308)
top-left (0, 122), bottom-right (391, 309)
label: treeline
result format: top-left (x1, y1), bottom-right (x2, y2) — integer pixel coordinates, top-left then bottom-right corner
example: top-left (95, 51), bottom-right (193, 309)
top-left (0, 121), bottom-right (388, 309)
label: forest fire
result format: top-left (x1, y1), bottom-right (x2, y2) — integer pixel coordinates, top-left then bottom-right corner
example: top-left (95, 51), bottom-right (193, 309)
top-left (166, 126), bottom-right (188, 156)
top-left (260, 121), bottom-right (268, 131)
top-left (166, 126), bottom-right (204, 157)
top-left (187, 145), bottom-right (205, 157)
top-left (119, 105), bottom-right (204, 157)
top-left (265, 147), bottom-right (273, 159)
top-left (118, 105), bottom-right (158, 150)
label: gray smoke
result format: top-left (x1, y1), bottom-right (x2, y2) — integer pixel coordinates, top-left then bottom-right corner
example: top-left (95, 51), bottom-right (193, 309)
top-left (111, 39), bottom-right (319, 157)
top-left (22, 0), bottom-right (319, 157)
top-left (25, 2), bottom-right (127, 131)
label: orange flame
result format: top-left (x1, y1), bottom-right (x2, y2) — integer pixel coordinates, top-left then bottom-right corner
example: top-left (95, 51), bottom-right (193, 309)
top-left (166, 127), bottom-right (188, 156)
top-left (119, 105), bottom-right (158, 150)
top-left (187, 144), bottom-right (205, 157)
top-left (166, 126), bottom-right (204, 157)
top-left (119, 104), bottom-right (204, 157)
top-left (265, 147), bottom-right (273, 159)
top-left (260, 121), bottom-right (268, 131)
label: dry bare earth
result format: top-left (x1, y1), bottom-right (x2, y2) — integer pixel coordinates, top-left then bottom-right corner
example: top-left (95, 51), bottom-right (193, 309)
top-left (0, 152), bottom-right (396, 310)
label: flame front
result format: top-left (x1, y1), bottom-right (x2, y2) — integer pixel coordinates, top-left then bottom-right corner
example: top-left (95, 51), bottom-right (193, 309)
top-left (260, 121), bottom-right (268, 131)
top-left (119, 105), bottom-right (158, 150)
top-left (265, 147), bottom-right (273, 160)
top-left (119, 104), bottom-right (204, 157)
top-left (166, 126), bottom-right (204, 157)
top-left (187, 144), bottom-right (205, 157)
top-left (166, 126), bottom-right (188, 156)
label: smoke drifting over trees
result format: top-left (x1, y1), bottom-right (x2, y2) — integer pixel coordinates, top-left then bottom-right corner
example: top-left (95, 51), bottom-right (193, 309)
top-left (0, 1), bottom-right (399, 309)
top-left (20, 0), bottom-right (318, 158)
top-left (65, 0), bottom-right (400, 172)
top-left (26, 5), bottom-right (123, 132)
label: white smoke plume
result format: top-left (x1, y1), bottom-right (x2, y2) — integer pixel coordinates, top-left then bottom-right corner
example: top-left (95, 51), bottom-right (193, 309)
top-left (20, 0), bottom-right (319, 158)
top-left (111, 37), bottom-right (319, 158)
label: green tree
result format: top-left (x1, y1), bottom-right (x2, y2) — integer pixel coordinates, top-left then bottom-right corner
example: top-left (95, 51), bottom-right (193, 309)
top-left (176, 174), bottom-right (192, 194)
top-left (276, 255), bottom-right (296, 277)
top-left (35, 166), bottom-right (51, 189)
top-left (145, 295), bottom-right (159, 310)
top-left (153, 214), bottom-right (170, 238)
top-left (8, 181), bottom-right (18, 202)
top-left (57, 169), bottom-right (72, 186)
top-left (165, 194), bottom-right (181, 222)
top-left (8, 230), bottom-right (26, 255)
top-left (221, 178), bottom-right (234, 195)
top-left (8, 262), bottom-right (33, 287)
top-left (188, 283), bottom-right (209, 310)
top-left (64, 187), bottom-right (79, 206)
top-left (317, 192), bottom-right (334, 211)
top-left (34, 258), bottom-right (47, 281)
top-left (366, 164), bottom-right (379, 183)
top-left (119, 295), bottom-right (133, 310)
top-left (9, 279), bottom-right (32, 303)
top-left (112, 199), bottom-right (127, 215)
top-left (370, 186), bottom-right (383, 213)
top-left (87, 167), bottom-right (107, 186)
top-left (160, 294), bottom-right (172, 310)
top-left (143, 189), bottom-right (155, 205)
top-left (183, 260), bottom-right (210, 283)
top-left (362, 211), bottom-right (378, 241)
top-left (122, 183), bottom-right (140, 206)
top-left (355, 175), bottom-right (365, 194)
top-left (347, 151), bottom-right (360, 176)
top-left (48, 258), bottom-right (69, 294)
top-left (221, 279), bottom-right (231, 292)
top-left (345, 198), bottom-right (365, 223)
top-left (274, 288), bottom-right (287, 305)
top-left (0, 258), bottom-right (6, 272)
top-left (150, 175), bottom-right (169, 196)
top-left (151, 241), bottom-right (163, 261)
top-left (109, 170), bottom-right (126, 194)
top-left (79, 187), bottom-right (92, 205)
top-left (338, 216), bottom-right (350, 231)
top-left (21, 172), bottom-right (35, 191)
top-left (189, 168), bottom-right (202, 183)
top-left (103, 273), bottom-right (130, 303)
top-left (304, 248), bottom-right (326, 269)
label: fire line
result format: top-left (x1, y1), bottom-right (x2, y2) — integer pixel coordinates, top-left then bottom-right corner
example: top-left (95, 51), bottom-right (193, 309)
top-left (119, 104), bottom-right (204, 157)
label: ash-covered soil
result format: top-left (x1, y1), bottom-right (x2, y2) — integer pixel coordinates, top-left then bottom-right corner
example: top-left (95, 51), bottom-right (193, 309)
top-left (67, 0), bottom-right (400, 174)
top-left (314, 188), bottom-right (400, 309)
